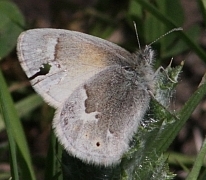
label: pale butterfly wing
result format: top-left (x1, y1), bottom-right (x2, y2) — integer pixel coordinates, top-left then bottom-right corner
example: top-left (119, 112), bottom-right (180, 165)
top-left (53, 65), bottom-right (151, 166)
top-left (17, 29), bottom-right (132, 108)
top-left (17, 28), bottom-right (154, 166)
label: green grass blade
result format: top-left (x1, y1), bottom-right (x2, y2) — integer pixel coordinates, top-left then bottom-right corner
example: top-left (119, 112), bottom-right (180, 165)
top-left (0, 94), bottom-right (43, 131)
top-left (156, 75), bottom-right (206, 154)
top-left (186, 138), bottom-right (206, 180)
top-left (166, 152), bottom-right (196, 166)
top-left (0, 69), bottom-right (35, 180)
top-left (7, 128), bottom-right (19, 179)
top-left (135, 0), bottom-right (206, 62)
top-left (15, 94), bottom-right (43, 117)
top-left (44, 131), bottom-right (62, 180)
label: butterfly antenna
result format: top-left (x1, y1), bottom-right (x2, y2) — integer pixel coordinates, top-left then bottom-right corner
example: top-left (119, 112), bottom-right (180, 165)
top-left (148, 27), bottom-right (183, 46)
top-left (133, 21), bottom-right (141, 50)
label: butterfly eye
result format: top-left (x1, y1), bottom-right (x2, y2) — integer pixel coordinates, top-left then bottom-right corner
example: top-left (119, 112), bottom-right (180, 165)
top-left (123, 66), bottom-right (134, 72)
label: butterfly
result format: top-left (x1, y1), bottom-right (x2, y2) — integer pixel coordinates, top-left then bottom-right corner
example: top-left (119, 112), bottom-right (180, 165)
top-left (17, 28), bottom-right (156, 166)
